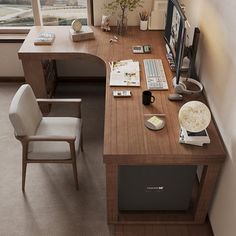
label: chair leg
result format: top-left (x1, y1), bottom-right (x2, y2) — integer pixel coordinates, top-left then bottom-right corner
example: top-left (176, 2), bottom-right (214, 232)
top-left (72, 161), bottom-right (79, 190)
top-left (22, 160), bottom-right (27, 192)
top-left (22, 145), bottom-right (28, 192)
top-left (80, 133), bottom-right (84, 152)
top-left (70, 142), bottom-right (79, 190)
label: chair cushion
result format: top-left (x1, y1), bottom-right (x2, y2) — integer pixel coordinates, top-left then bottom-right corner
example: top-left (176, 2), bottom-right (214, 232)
top-left (9, 84), bottom-right (43, 136)
top-left (28, 117), bottom-right (81, 160)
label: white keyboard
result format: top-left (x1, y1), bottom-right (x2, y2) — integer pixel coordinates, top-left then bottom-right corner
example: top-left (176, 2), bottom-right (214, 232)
top-left (143, 59), bottom-right (168, 90)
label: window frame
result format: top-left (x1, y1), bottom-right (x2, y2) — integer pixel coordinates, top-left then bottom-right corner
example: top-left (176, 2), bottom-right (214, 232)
top-left (0, 0), bottom-right (93, 34)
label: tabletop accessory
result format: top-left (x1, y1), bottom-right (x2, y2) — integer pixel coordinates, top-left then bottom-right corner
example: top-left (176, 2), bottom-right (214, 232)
top-left (69, 26), bottom-right (94, 42)
top-left (71, 19), bottom-right (82, 32)
top-left (178, 101), bottom-right (211, 146)
top-left (109, 59), bottom-right (140, 86)
top-left (104, 0), bottom-right (143, 35)
top-left (139, 10), bottom-right (148, 30)
top-left (144, 115), bottom-right (165, 130)
top-left (34, 32), bottom-right (55, 45)
top-left (142, 90), bottom-right (155, 105)
top-left (101, 15), bottom-right (111, 32)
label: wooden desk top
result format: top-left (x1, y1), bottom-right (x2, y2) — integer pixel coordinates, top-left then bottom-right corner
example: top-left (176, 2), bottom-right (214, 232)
top-left (18, 26), bottom-right (226, 165)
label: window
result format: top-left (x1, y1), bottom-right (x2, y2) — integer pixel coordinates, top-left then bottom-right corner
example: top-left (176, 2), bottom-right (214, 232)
top-left (0, 0), bottom-right (89, 28)
top-left (41, 0), bottom-right (88, 26)
top-left (0, 1), bottom-right (33, 27)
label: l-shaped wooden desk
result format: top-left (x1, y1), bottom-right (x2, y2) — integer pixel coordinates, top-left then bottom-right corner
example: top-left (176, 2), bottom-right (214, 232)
top-left (18, 26), bottom-right (226, 224)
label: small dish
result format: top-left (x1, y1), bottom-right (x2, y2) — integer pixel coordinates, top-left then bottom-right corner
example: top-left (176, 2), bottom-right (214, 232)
top-left (144, 114), bottom-right (165, 131)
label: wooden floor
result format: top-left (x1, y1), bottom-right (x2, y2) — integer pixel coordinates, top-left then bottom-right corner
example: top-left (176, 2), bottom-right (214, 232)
top-left (114, 219), bottom-right (213, 236)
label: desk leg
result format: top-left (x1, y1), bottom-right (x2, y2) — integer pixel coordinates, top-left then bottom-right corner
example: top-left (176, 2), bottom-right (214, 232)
top-left (21, 59), bottom-right (50, 113)
top-left (22, 59), bottom-right (47, 98)
top-left (194, 163), bottom-right (221, 223)
top-left (106, 164), bottom-right (118, 223)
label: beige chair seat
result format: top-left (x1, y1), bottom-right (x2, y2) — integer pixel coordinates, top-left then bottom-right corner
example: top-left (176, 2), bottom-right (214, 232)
top-left (28, 117), bottom-right (81, 160)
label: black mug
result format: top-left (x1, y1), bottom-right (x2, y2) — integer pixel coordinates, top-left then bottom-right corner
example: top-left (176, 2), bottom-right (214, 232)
top-left (142, 90), bottom-right (155, 105)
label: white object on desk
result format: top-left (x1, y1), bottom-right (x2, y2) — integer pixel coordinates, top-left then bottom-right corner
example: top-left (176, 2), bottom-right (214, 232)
top-left (71, 19), bottom-right (82, 32)
top-left (179, 101), bottom-right (211, 132)
top-left (178, 101), bottom-right (211, 146)
top-left (179, 128), bottom-right (210, 146)
top-left (34, 32), bottom-right (55, 45)
top-left (69, 26), bottom-right (94, 42)
top-left (144, 115), bottom-right (165, 131)
top-left (140, 20), bottom-right (148, 31)
top-left (113, 90), bottom-right (132, 97)
top-left (143, 59), bottom-right (168, 90)
top-left (109, 60), bottom-right (140, 87)
top-left (148, 0), bottom-right (167, 30)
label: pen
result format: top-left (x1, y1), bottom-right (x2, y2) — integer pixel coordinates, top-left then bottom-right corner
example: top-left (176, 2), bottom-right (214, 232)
top-left (109, 61), bottom-right (114, 70)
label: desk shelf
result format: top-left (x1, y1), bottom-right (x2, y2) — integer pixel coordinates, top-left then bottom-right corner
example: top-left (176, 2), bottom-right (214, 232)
top-left (42, 60), bottom-right (57, 97)
top-left (116, 177), bottom-right (199, 224)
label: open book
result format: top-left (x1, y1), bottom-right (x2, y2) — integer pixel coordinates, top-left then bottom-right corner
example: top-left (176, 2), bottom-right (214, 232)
top-left (34, 32), bottom-right (55, 45)
top-left (109, 60), bottom-right (140, 87)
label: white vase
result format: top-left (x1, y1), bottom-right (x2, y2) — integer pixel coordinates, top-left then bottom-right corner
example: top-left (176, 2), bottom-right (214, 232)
top-left (140, 20), bottom-right (148, 31)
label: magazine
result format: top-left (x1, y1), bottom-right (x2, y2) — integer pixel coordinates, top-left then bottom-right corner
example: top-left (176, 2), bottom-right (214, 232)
top-left (109, 60), bottom-right (140, 87)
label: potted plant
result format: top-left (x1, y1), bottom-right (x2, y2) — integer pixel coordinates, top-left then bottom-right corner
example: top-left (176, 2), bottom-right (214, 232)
top-left (104, 0), bottom-right (143, 35)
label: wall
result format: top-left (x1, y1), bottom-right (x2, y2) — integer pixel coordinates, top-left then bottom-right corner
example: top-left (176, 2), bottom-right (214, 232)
top-left (93, 0), bottom-right (153, 26)
top-left (183, 0), bottom-right (236, 235)
top-left (0, 43), bottom-right (24, 77)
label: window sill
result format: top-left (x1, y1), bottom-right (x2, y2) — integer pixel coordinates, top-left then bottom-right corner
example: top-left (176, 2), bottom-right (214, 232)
top-left (0, 27), bottom-right (30, 42)
top-left (0, 27), bottom-right (31, 34)
top-left (0, 34), bottom-right (27, 43)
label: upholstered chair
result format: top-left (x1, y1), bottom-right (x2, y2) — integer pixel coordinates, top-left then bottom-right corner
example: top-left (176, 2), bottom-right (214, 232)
top-left (9, 84), bottom-right (83, 191)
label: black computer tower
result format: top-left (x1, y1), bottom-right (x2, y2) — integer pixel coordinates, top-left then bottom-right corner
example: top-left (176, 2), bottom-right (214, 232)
top-left (118, 165), bottom-right (197, 211)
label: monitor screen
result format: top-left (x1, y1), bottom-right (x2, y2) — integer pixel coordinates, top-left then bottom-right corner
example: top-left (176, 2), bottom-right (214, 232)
top-left (164, 0), bottom-right (186, 84)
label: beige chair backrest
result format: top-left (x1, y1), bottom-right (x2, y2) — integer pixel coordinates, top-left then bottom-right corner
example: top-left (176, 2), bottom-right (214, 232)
top-left (9, 84), bottom-right (43, 136)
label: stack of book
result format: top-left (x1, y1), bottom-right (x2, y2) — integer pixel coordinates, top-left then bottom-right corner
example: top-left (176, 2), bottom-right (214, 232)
top-left (69, 26), bottom-right (94, 42)
top-left (34, 32), bottom-right (55, 45)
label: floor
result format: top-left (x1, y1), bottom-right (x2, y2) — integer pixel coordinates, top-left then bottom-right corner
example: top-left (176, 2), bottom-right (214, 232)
top-left (0, 82), bottom-right (213, 236)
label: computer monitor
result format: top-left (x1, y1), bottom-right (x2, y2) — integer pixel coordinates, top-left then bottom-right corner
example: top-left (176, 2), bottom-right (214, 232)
top-left (164, 0), bottom-right (186, 86)
top-left (164, 0), bottom-right (203, 96)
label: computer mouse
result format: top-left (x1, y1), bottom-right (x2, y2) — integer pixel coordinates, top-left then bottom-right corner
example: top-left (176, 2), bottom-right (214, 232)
top-left (168, 93), bottom-right (183, 101)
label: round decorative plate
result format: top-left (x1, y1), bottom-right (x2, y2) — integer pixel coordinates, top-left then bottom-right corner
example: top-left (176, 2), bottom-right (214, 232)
top-left (178, 101), bottom-right (211, 132)
top-left (144, 116), bottom-right (165, 131)
top-left (71, 19), bottom-right (82, 32)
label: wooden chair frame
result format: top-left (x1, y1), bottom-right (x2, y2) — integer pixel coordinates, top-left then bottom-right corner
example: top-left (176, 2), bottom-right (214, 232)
top-left (15, 98), bottom-right (83, 192)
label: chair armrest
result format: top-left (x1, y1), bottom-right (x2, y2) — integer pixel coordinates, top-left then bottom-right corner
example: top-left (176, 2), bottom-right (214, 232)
top-left (37, 98), bottom-right (82, 118)
top-left (36, 98), bottom-right (82, 104)
top-left (26, 135), bottom-right (76, 142)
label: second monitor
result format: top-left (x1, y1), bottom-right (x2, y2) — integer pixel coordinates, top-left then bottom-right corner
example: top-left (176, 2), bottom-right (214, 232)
top-left (164, 0), bottom-right (203, 95)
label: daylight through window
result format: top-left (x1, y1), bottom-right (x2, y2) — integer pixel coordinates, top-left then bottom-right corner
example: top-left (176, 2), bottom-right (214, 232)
top-left (0, 1), bottom-right (33, 27)
top-left (0, 0), bottom-right (88, 27)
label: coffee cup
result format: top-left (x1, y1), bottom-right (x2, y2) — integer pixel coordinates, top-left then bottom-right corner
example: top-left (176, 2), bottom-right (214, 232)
top-left (142, 90), bottom-right (155, 105)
